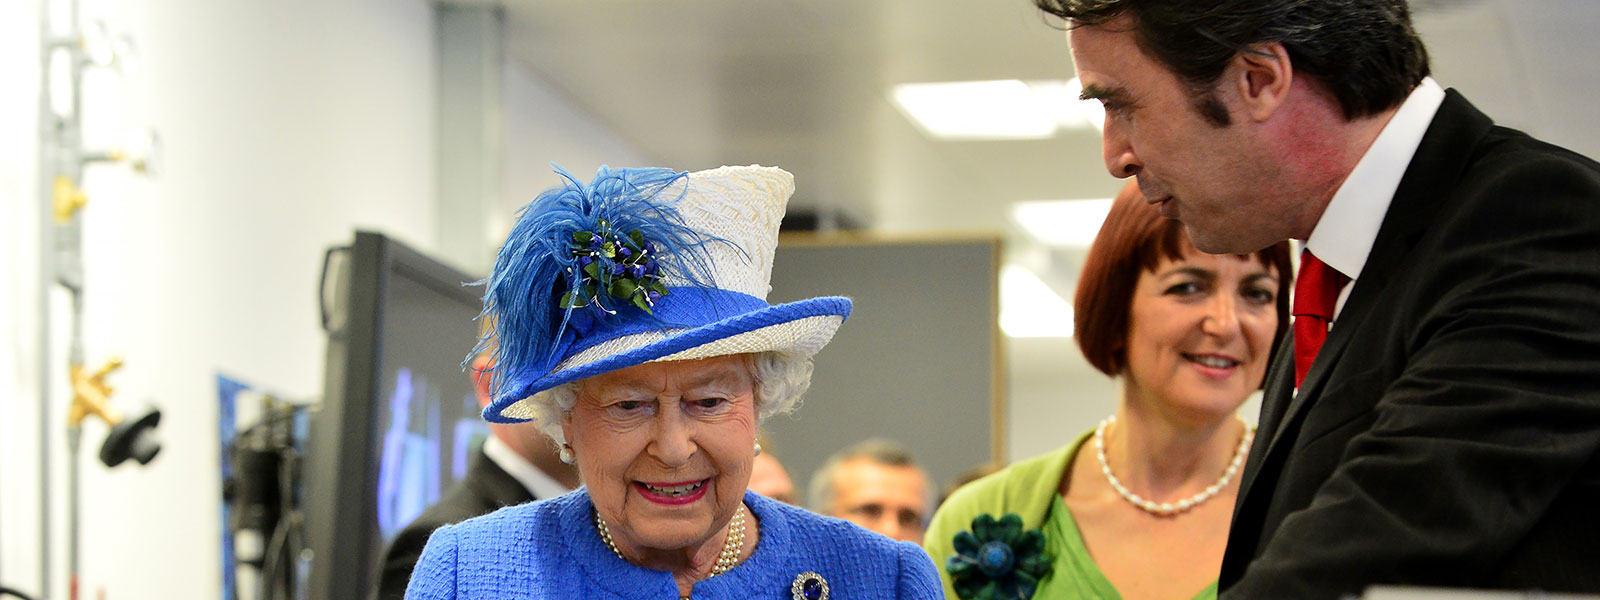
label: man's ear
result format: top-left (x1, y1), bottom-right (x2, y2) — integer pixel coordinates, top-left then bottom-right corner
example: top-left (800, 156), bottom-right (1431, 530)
top-left (1230, 41), bottom-right (1294, 122)
top-left (470, 355), bottom-right (494, 410)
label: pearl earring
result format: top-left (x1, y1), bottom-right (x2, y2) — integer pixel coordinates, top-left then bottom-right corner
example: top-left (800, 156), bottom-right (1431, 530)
top-left (559, 444), bottom-right (575, 464)
top-left (753, 442), bottom-right (762, 457)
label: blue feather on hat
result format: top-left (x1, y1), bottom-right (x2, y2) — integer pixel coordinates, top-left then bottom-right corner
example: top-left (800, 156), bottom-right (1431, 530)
top-left (468, 165), bottom-right (726, 402)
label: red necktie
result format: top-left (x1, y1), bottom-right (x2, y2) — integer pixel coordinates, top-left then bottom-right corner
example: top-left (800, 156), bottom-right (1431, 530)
top-left (1292, 250), bottom-right (1351, 387)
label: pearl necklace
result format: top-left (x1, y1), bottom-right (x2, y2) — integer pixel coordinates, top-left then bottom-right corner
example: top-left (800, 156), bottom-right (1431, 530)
top-left (1094, 415), bottom-right (1253, 516)
top-left (595, 504), bottom-right (747, 579)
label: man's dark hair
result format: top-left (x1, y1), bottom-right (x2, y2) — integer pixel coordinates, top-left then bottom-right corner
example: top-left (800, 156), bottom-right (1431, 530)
top-left (1035, 0), bottom-right (1430, 122)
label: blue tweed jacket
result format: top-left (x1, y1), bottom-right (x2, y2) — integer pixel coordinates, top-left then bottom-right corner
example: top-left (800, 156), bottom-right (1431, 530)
top-left (405, 489), bottom-right (941, 599)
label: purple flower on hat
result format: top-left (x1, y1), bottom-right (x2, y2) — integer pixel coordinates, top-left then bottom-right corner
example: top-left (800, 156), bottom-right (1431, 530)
top-left (557, 219), bottom-right (677, 322)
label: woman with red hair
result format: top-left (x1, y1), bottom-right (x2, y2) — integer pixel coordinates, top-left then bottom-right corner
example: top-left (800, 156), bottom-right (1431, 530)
top-left (927, 181), bottom-right (1291, 600)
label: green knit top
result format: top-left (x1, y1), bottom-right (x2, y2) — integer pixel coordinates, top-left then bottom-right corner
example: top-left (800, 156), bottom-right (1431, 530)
top-left (925, 431), bottom-right (1216, 600)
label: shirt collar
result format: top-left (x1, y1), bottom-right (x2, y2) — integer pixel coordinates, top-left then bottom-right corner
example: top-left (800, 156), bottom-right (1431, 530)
top-left (1305, 77), bottom-right (1445, 282)
top-left (482, 434), bottom-right (573, 500)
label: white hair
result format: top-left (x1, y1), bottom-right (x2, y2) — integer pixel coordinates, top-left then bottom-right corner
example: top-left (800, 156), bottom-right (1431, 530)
top-left (528, 351), bottom-right (814, 444)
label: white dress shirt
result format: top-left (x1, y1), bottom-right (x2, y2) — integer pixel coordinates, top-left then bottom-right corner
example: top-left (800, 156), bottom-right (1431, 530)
top-left (1304, 77), bottom-right (1446, 320)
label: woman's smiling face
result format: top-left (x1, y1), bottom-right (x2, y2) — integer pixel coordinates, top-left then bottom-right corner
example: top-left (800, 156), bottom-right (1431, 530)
top-left (562, 354), bottom-right (757, 555)
top-left (1122, 247), bottom-right (1280, 423)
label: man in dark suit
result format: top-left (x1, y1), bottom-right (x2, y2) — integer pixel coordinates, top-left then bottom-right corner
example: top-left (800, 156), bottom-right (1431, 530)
top-left (372, 354), bottom-right (578, 600)
top-left (1038, 0), bottom-right (1600, 597)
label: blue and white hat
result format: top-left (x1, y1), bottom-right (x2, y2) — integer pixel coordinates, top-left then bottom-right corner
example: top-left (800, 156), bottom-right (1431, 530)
top-left (475, 164), bottom-right (851, 423)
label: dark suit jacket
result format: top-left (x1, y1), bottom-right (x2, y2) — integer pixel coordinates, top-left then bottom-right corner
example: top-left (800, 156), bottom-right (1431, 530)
top-left (372, 447), bottom-right (537, 600)
top-left (1219, 91), bottom-right (1600, 598)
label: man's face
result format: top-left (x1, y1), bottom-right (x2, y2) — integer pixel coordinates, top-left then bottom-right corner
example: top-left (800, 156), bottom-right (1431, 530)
top-left (825, 458), bottom-right (929, 544)
top-left (1068, 17), bottom-right (1290, 254)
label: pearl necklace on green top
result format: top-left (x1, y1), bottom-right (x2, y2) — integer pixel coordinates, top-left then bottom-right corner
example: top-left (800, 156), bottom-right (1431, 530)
top-left (1093, 416), bottom-right (1253, 516)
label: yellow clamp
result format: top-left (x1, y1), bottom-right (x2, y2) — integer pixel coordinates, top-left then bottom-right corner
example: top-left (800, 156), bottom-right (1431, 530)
top-left (52, 175), bottom-right (88, 223)
top-left (68, 356), bottom-right (125, 428)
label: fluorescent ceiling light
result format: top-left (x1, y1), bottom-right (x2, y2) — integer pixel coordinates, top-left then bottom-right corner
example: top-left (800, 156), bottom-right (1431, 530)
top-left (1001, 265), bottom-right (1075, 338)
top-left (1012, 198), bottom-right (1114, 246)
top-left (891, 78), bottom-right (1105, 139)
top-left (1034, 78), bottom-right (1105, 132)
top-left (891, 80), bottom-right (1057, 140)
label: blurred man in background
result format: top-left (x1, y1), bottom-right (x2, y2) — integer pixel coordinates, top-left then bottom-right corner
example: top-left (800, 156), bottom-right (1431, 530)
top-left (808, 438), bottom-right (932, 544)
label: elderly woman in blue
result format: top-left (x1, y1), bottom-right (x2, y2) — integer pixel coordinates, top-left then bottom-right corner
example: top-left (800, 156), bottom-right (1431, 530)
top-left (406, 165), bottom-right (940, 600)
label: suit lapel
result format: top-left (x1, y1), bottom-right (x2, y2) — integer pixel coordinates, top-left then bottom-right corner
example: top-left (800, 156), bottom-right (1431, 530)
top-left (1253, 339), bottom-right (1297, 442)
top-left (1234, 339), bottom-right (1295, 510)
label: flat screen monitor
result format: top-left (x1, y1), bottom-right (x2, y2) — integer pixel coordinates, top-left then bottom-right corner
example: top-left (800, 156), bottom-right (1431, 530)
top-left (305, 231), bottom-right (486, 600)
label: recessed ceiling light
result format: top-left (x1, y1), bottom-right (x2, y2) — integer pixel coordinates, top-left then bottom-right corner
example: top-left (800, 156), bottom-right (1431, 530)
top-left (891, 80), bottom-right (1057, 140)
top-left (1011, 198), bottom-right (1114, 246)
top-left (890, 79), bottom-right (1106, 139)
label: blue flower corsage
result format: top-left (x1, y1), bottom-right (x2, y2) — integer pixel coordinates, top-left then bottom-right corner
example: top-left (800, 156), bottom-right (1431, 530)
top-left (945, 513), bottom-right (1052, 600)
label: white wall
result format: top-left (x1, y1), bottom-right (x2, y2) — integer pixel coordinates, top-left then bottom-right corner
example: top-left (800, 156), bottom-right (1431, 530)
top-left (2, 3), bottom-right (659, 598)
top-left (1006, 337), bottom-right (1119, 461)
top-left (1, 0), bottom-right (45, 595)
top-left (499, 58), bottom-right (655, 236)
top-left (1414, 0), bottom-right (1600, 161)
top-left (3, 0), bottom-right (438, 597)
